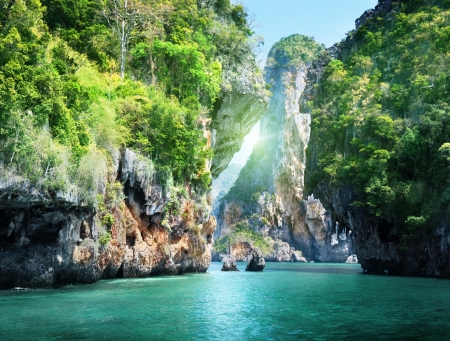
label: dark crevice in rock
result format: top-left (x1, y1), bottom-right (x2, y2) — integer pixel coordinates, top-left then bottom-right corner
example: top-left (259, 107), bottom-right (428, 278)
top-left (115, 263), bottom-right (124, 278)
top-left (126, 236), bottom-right (135, 247)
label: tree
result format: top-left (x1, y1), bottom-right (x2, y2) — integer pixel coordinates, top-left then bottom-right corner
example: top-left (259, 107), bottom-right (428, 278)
top-left (99, 0), bottom-right (171, 78)
top-left (0, 0), bottom-right (16, 22)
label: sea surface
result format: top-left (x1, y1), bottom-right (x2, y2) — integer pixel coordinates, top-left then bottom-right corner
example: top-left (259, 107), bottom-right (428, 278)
top-left (1, 262), bottom-right (449, 340)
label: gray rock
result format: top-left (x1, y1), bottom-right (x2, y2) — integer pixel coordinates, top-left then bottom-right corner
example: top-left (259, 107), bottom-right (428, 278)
top-left (345, 254), bottom-right (358, 264)
top-left (221, 256), bottom-right (239, 271)
top-left (292, 251), bottom-right (307, 263)
top-left (246, 247), bottom-right (265, 272)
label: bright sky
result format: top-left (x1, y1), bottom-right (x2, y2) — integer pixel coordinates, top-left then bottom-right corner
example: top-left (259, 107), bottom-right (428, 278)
top-left (229, 0), bottom-right (378, 166)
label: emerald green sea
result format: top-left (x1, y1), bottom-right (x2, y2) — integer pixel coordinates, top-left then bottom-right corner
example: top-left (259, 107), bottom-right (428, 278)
top-left (1, 262), bottom-right (449, 340)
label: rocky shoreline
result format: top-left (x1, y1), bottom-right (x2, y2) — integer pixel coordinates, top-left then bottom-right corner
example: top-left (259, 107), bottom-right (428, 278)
top-left (0, 149), bottom-right (216, 289)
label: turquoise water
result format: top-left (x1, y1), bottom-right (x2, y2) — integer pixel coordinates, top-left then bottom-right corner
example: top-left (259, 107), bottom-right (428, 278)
top-left (1, 262), bottom-right (449, 340)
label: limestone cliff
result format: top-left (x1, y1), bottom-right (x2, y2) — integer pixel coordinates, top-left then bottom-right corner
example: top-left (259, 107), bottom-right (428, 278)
top-left (210, 94), bottom-right (268, 178)
top-left (215, 35), bottom-right (352, 262)
top-left (304, 0), bottom-right (450, 277)
top-left (0, 149), bottom-right (216, 289)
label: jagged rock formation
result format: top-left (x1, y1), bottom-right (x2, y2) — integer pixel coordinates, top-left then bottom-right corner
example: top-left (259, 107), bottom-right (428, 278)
top-left (265, 241), bottom-right (306, 262)
top-left (355, 0), bottom-right (394, 30)
top-left (0, 149), bottom-right (216, 289)
top-left (221, 255), bottom-right (239, 271)
top-left (346, 255), bottom-right (358, 264)
top-left (212, 241), bottom-right (252, 262)
top-left (245, 247), bottom-right (265, 271)
top-left (215, 35), bottom-right (352, 262)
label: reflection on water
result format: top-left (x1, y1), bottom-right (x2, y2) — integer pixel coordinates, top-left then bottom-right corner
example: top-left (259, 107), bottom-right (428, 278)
top-left (1, 262), bottom-right (449, 340)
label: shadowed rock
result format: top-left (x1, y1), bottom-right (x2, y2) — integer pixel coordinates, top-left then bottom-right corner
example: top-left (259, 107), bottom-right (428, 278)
top-left (246, 248), bottom-right (265, 272)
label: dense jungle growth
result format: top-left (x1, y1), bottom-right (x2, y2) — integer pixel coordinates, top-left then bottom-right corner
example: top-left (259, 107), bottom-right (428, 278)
top-left (0, 0), bottom-right (259, 204)
top-left (306, 0), bottom-right (450, 249)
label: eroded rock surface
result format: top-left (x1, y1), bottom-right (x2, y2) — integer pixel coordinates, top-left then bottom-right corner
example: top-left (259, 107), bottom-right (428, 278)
top-left (246, 247), bottom-right (265, 272)
top-left (221, 255), bottom-right (239, 271)
top-left (346, 254), bottom-right (358, 264)
top-left (265, 241), bottom-right (307, 263)
top-left (215, 38), bottom-right (352, 262)
top-left (0, 149), bottom-right (216, 289)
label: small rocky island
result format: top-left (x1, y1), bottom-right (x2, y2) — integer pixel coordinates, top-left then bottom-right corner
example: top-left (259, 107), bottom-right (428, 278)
top-left (245, 248), bottom-right (266, 272)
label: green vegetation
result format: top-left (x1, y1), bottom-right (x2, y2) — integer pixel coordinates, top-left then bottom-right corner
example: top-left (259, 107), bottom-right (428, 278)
top-left (99, 231), bottom-right (112, 245)
top-left (306, 1), bottom-right (450, 246)
top-left (214, 219), bottom-right (272, 255)
top-left (0, 0), bottom-right (258, 205)
top-left (267, 34), bottom-right (325, 68)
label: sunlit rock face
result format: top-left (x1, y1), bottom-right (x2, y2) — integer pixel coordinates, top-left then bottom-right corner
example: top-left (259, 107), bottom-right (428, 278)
top-left (210, 94), bottom-right (267, 178)
top-left (0, 149), bottom-right (216, 289)
top-left (215, 35), bottom-right (352, 262)
top-left (263, 61), bottom-right (351, 262)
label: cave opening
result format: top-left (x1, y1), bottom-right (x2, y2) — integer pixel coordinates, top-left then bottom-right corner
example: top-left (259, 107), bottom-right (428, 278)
top-left (126, 235), bottom-right (136, 247)
top-left (378, 220), bottom-right (393, 242)
top-left (80, 221), bottom-right (90, 240)
top-left (115, 262), bottom-right (124, 278)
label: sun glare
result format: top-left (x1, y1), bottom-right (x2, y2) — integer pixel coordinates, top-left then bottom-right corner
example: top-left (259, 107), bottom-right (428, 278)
top-left (246, 133), bottom-right (259, 146)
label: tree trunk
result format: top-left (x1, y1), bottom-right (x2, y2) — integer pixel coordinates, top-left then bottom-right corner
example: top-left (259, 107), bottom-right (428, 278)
top-left (120, 0), bottom-right (128, 79)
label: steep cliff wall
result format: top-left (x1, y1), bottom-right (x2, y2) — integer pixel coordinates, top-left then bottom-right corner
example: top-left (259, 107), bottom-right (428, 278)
top-left (210, 94), bottom-right (268, 178)
top-left (215, 35), bottom-right (352, 262)
top-left (0, 149), bottom-right (216, 289)
top-left (0, 0), bottom-right (271, 288)
top-left (304, 0), bottom-right (450, 277)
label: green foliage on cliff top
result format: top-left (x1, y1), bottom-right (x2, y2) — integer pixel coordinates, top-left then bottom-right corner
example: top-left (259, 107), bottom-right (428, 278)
top-left (214, 219), bottom-right (272, 255)
top-left (267, 34), bottom-right (325, 68)
top-left (0, 0), bottom-right (258, 203)
top-left (306, 1), bottom-right (450, 242)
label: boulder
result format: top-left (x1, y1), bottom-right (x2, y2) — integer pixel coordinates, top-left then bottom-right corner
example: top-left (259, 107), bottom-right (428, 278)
top-left (345, 254), bottom-right (358, 264)
top-left (221, 255), bottom-right (239, 271)
top-left (245, 247), bottom-right (265, 271)
top-left (292, 251), bottom-right (307, 263)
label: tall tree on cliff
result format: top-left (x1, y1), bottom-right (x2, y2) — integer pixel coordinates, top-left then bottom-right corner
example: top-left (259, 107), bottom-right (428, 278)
top-left (99, 0), bottom-right (171, 78)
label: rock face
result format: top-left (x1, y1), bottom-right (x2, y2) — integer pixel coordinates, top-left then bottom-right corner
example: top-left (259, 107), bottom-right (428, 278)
top-left (215, 36), bottom-right (352, 262)
top-left (212, 241), bottom-right (252, 262)
top-left (355, 0), bottom-right (394, 29)
top-left (302, 0), bottom-right (450, 278)
top-left (345, 254), bottom-right (358, 264)
top-left (265, 241), bottom-right (307, 263)
top-left (246, 247), bottom-right (265, 271)
top-left (210, 94), bottom-right (267, 178)
top-left (211, 163), bottom-right (243, 217)
top-left (0, 149), bottom-right (216, 289)
top-left (221, 255), bottom-right (239, 271)
top-left (213, 240), bottom-right (307, 263)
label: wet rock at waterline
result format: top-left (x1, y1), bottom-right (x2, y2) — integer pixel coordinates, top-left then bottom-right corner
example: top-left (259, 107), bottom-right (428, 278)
top-left (265, 241), bottom-right (307, 262)
top-left (0, 149), bottom-right (216, 289)
top-left (221, 255), bottom-right (239, 271)
top-left (246, 248), bottom-right (266, 272)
